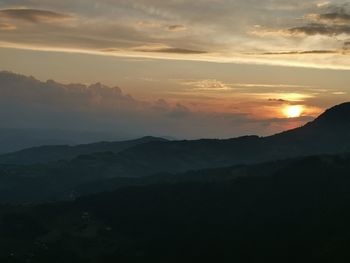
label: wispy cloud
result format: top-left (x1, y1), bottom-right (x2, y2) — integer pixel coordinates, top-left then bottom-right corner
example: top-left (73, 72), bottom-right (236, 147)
top-left (233, 83), bottom-right (312, 89)
top-left (256, 50), bottom-right (348, 55)
top-left (0, 1), bottom-right (349, 69)
top-left (311, 12), bottom-right (350, 23)
top-left (167, 24), bottom-right (187, 32)
top-left (179, 79), bottom-right (234, 91)
top-left (288, 24), bottom-right (350, 36)
top-left (136, 47), bottom-right (207, 54)
top-left (0, 22), bottom-right (15, 30)
top-left (179, 79), bottom-right (312, 91)
top-left (0, 8), bottom-right (72, 23)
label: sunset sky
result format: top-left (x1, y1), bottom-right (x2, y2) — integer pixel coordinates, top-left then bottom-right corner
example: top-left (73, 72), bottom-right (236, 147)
top-left (0, 0), bottom-right (349, 138)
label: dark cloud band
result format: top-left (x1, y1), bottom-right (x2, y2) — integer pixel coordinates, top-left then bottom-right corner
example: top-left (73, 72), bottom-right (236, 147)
top-left (261, 50), bottom-right (341, 55)
top-left (137, 47), bottom-right (208, 54)
top-left (318, 12), bottom-right (350, 23)
top-left (288, 24), bottom-right (350, 36)
top-left (0, 8), bottom-right (71, 23)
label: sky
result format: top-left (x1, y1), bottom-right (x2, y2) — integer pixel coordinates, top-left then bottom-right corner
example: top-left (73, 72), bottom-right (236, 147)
top-left (0, 0), bottom-right (349, 139)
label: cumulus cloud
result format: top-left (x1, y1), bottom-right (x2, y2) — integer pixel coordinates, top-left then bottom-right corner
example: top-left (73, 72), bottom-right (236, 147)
top-left (0, 71), bottom-right (197, 136)
top-left (0, 71), bottom-right (318, 138)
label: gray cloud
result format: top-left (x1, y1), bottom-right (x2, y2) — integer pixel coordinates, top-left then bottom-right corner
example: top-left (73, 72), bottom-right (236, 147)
top-left (0, 71), bottom-right (311, 139)
top-left (344, 41), bottom-right (350, 49)
top-left (285, 5), bottom-right (350, 36)
top-left (318, 12), bottom-right (350, 23)
top-left (288, 23), bottom-right (350, 36)
top-left (0, 71), bottom-right (217, 137)
top-left (0, 0), bottom-right (349, 69)
top-left (137, 47), bottom-right (208, 54)
top-left (261, 50), bottom-right (344, 55)
top-left (167, 24), bottom-right (187, 31)
top-left (268, 98), bottom-right (289, 103)
top-left (101, 46), bottom-right (208, 55)
top-left (0, 8), bottom-right (71, 23)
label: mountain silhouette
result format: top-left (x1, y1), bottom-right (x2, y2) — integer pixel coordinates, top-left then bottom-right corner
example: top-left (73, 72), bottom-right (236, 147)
top-left (1, 102), bottom-right (350, 203)
top-left (267, 102), bottom-right (350, 156)
top-left (312, 102), bottom-right (350, 126)
top-left (277, 102), bottom-right (350, 132)
top-left (91, 102), bottom-right (350, 174)
top-left (2, 102), bottom-right (350, 166)
top-left (0, 136), bottom-right (167, 165)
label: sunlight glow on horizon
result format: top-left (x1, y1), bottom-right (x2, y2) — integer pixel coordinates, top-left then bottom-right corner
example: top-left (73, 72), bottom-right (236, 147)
top-left (0, 0), bottom-right (349, 138)
top-left (284, 105), bottom-right (304, 118)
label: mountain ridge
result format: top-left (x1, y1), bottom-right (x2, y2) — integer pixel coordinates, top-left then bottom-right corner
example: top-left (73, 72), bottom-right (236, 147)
top-left (1, 102), bottom-right (350, 203)
top-left (0, 136), bottom-right (167, 165)
top-left (2, 102), bottom-right (350, 166)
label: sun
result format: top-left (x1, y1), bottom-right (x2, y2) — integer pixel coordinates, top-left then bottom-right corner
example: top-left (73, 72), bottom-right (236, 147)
top-left (284, 105), bottom-right (304, 118)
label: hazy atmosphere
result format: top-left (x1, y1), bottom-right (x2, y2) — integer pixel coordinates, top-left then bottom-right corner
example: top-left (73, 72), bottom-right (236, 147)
top-left (1, 1), bottom-right (350, 262)
top-left (1, 0), bottom-right (349, 139)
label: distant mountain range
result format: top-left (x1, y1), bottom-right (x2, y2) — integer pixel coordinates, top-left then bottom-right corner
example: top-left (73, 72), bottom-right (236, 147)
top-left (2, 102), bottom-right (350, 262)
top-left (2, 102), bottom-right (350, 168)
top-left (0, 102), bottom-right (350, 203)
top-left (0, 136), bottom-right (167, 164)
top-left (0, 128), bottom-right (136, 154)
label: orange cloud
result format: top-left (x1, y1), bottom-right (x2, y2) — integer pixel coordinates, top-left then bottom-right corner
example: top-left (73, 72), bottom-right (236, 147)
top-left (0, 22), bottom-right (16, 30)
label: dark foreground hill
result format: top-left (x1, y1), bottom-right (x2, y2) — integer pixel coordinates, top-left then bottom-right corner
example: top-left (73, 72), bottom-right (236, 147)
top-left (1, 153), bottom-right (350, 262)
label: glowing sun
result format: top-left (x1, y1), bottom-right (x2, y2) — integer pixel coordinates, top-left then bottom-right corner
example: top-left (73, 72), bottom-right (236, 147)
top-left (284, 105), bottom-right (304, 118)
